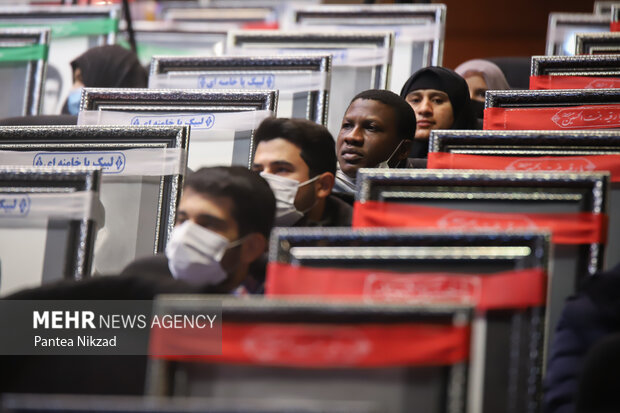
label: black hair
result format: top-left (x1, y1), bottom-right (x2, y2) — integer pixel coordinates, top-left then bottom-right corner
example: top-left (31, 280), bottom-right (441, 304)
top-left (254, 117), bottom-right (337, 177)
top-left (350, 89), bottom-right (417, 141)
top-left (184, 166), bottom-right (275, 239)
top-left (71, 45), bottom-right (147, 88)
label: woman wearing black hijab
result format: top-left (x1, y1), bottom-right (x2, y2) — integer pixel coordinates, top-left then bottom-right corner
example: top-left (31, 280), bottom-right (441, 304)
top-left (400, 66), bottom-right (477, 159)
top-left (62, 45), bottom-right (148, 115)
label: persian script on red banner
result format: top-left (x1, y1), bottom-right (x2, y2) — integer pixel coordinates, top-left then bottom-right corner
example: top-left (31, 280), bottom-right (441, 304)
top-left (352, 201), bottom-right (607, 245)
top-left (427, 153), bottom-right (620, 182)
top-left (483, 105), bottom-right (620, 130)
top-left (265, 262), bottom-right (547, 310)
top-left (530, 75), bottom-right (620, 90)
top-left (152, 322), bottom-right (470, 367)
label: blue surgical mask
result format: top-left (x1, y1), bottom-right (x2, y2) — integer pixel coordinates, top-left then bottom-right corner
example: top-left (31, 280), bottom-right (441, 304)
top-left (66, 88), bottom-right (83, 115)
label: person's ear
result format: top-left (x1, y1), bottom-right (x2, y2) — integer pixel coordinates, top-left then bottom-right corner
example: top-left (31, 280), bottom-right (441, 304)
top-left (315, 172), bottom-right (335, 200)
top-left (239, 233), bottom-right (267, 264)
top-left (73, 67), bottom-right (84, 86)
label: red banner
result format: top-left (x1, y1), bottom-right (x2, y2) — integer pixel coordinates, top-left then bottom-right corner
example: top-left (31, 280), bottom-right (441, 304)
top-left (152, 321), bottom-right (470, 367)
top-left (427, 152), bottom-right (620, 182)
top-left (266, 262), bottom-right (547, 310)
top-left (352, 200), bottom-right (607, 245)
top-left (530, 75), bottom-right (620, 90)
top-left (241, 22), bottom-right (279, 30)
top-left (483, 105), bottom-right (620, 130)
top-left (611, 21), bottom-right (620, 32)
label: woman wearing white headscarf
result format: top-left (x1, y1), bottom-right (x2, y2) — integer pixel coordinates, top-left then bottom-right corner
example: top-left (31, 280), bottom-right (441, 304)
top-left (455, 59), bottom-right (510, 118)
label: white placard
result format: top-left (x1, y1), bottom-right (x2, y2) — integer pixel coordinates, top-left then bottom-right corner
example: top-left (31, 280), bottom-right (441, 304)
top-left (149, 71), bottom-right (328, 92)
top-left (228, 47), bottom-right (391, 67)
top-left (0, 148), bottom-right (187, 177)
top-left (0, 191), bottom-right (100, 221)
top-left (78, 109), bottom-right (272, 132)
top-left (297, 22), bottom-right (441, 42)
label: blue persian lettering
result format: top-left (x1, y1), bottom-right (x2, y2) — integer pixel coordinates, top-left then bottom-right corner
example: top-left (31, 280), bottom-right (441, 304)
top-left (32, 152), bottom-right (126, 175)
top-left (0, 194), bottom-right (30, 217)
top-left (130, 114), bottom-right (215, 130)
top-left (197, 74), bottom-right (275, 90)
top-left (331, 50), bottom-right (348, 64)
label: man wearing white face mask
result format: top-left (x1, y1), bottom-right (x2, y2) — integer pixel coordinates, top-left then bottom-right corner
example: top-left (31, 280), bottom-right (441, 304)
top-left (122, 166), bottom-right (275, 294)
top-left (252, 117), bottom-right (352, 227)
top-left (334, 89), bottom-right (417, 197)
top-left (0, 167), bottom-right (275, 396)
top-left (6, 167), bottom-right (275, 298)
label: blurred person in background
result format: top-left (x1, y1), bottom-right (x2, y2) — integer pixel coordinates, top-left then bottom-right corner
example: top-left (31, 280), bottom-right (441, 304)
top-left (61, 45), bottom-right (148, 115)
top-left (455, 58), bottom-right (511, 118)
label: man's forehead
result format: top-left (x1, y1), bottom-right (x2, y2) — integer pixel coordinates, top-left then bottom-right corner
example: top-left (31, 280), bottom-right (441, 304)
top-left (349, 98), bottom-right (395, 118)
top-left (179, 190), bottom-right (233, 218)
top-left (255, 138), bottom-right (304, 163)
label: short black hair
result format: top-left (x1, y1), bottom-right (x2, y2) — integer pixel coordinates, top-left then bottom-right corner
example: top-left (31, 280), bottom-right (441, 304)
top-left (350, 89), bottom-right (416, 141)
top-left (254, 117), bottom-right (337, 177)
top-left (184, 166), bottom-right (275, 239)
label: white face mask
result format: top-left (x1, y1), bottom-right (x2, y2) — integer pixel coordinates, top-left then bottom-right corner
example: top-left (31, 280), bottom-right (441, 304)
top-left (376, 139), bottom-right (406, 169)
top-left (260, 172), bottom-right (319, 226)
top-left (165, 221), bottom-right (241, 286)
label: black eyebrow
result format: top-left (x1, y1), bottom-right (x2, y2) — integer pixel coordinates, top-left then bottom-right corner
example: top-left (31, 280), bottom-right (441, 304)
top-left (268, 160), bottom-right (295, 168)
top-left (428, 92), bottom-right (449, 99)
top-left (409, 91), bottom-right (449, 99)
top-left (176, 211), bottom-right (227, 227)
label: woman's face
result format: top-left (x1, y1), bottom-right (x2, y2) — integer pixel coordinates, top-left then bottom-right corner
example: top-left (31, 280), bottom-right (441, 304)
top-left (465, 74), bottom-right (488, 103)
top-left (404, 89), bottom-right (454, 140)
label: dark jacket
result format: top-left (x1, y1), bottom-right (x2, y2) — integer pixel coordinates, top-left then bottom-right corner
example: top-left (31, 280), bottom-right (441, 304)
top-left (295, 194), bottom-right (353, 227)
top-left (121, 254), bottom-right (266, 295)
top-left (544, 262), bottom-right (620, 413)
top-left (0, 265), bottom-right (215, 396)
top-left (576, 333), bottom-right (620, 413)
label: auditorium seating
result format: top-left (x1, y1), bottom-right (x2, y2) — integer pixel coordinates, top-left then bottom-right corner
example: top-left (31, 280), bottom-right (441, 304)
top-left (1, 2), bottom-right (619, 413)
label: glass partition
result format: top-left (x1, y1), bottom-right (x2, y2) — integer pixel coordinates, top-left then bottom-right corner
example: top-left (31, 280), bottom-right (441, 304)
top-left (0, 5), bottom-right (120, 114)
top-left (0, 28), bottom-right (49, 117)
top-left (227, 30), bottom-right (392, 137)
top-left (0, 126), bottom-right (188, 275)
top-left (290, 4), bottom-right (445, 94)
top-left (149, 55), bottom-right (330, 126)
top-left (0, 166), bottom-right (100, 296)
top-left (79, 89), bottom-right (277, 171)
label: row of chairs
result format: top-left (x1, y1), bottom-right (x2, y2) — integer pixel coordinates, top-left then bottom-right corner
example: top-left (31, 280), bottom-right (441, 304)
top-left (0, 161), bottom-right (607, 413)
top-left (0, 2), bottom-right (617, 125)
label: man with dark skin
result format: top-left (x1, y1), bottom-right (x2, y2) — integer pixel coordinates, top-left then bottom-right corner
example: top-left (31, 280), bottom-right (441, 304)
top-left (333, 89), bottom-right (416, 196)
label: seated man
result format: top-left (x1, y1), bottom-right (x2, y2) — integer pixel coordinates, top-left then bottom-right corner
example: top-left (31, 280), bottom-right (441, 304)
top-left (8, 166), bottom-right (275, 299)
top-left (333, 89), bottom-right (416, 196)
top-left (121, 166), bottom-right (274, 294)
top-left (252, 117), bottom-right (352, 227)
top-left (0, 166), bottom-right (275, 396)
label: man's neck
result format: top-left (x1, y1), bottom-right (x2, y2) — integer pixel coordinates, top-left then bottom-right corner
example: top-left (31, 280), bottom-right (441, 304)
top-left (304, 198), bottom-right (327, 223)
